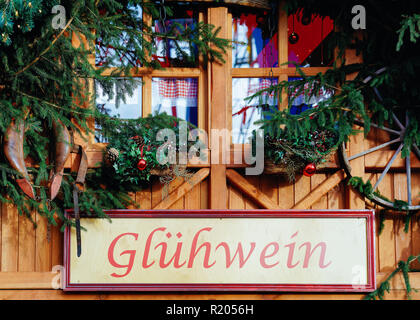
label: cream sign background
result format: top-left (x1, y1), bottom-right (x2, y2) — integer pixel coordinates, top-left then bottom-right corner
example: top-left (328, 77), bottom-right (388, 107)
top-left (64, 211), bottom-right (375, 292)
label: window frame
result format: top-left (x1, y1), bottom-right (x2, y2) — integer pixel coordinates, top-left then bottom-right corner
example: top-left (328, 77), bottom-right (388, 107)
top-left (228, 7), bottom-right (333, 147)
top-left (89, 10), bottom-right (208, 150)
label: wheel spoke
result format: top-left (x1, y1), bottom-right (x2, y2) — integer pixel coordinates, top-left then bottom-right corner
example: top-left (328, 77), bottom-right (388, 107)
top-left (373, 143), bottom-right (404, 192)
top-left (392, 112), bottom-right (405, 131)
top-left (353, 119), bottom-right (401, 135)
top-left (348, 138), bottom-right (401, 161)
top-left (413, 144), bottom-right (420, 161)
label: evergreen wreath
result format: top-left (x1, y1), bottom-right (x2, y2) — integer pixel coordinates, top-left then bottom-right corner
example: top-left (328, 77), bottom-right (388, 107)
top-left (96, 112), bottom-right (204, 192)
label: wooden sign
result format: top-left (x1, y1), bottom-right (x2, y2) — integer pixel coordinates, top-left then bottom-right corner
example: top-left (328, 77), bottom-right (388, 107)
top-left (64, 210), bottom-right (375, 292)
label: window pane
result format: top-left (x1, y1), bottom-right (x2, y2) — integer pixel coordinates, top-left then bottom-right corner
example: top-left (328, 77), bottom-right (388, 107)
top-left (288, 13), bottom-right (334, 67)
top-left (152, 78), bottom-right (198, 126)
top-left (96, 80), bottom-right (142, 119)
top-left (95, 79), bottom-right (142, 142)
top-left (232, 11), bottom-right (278, 68)
top-left (96, 5), bottom-right (143, 67)
top-left (152, 6), bottom-right (198, 68)
top-left (288, 77), bottom-right (333, 114)
top-left (232, 78), bottom-right (278, 144)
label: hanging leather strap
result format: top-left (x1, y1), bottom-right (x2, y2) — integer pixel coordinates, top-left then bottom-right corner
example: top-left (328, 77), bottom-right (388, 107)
top-left (71, 143), bottom-right (88, 257)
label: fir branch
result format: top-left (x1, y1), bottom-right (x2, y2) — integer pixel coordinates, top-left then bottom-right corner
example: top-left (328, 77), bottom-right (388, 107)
top-left (365, 255), bottom-right (420, 300)
top-left (14, 9), bottom-right (78, 76)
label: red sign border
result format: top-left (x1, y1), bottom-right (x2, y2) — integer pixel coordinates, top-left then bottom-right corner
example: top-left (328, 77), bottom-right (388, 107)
top-left (63, 209), bottom-right (376, 293)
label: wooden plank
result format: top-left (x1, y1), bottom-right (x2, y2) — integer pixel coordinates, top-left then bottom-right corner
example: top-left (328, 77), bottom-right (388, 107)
top-left (185, 183), bottom-right (201, 210)
top-left (347, 129), bottom-right (366, 209)
top-left (200, 179), bottom-right (209, 209)
top-left (136, 186), bottom-right (152, 210)
top-left (394, 173), bottom-right (412, 264)
top-left (142, 75), bottom-right (152, 117)
top-left (209, 7), bottom-right (228, 210)
top-left (278, 176), bottom-right (294, 209)
top-left (2, 268), bottom-right (420, 294)
top-left (345, 43), bottom-right (365, 209)
top-left (169, 196), bottom-right (185, 210)
top-left (101, 67), bottom-right (201, 78)
top-left (153, 168), bottom-right (210, 210)
top-left (278, 1), bottom-right (288, 68)
top-left (411, 172), bottom-right (420, 270)
top-left (226, 169), bottom-right (279, 209)
top-left (0, 201), bottom-right (2, 269)
top-left (365, 172), bottom-right (379, 273)
top-left (151, 176), bottom-right (184, 209)
top-left (227, 12), bottom-right (233, 139)
top-left (35, 212), bottom-right (52, 272)
top-left (327, 173), bottom-right (345, 209)
top-left (51, 219), bottom-right (63, 268)
top-left (310, 174), bottom-right (328, 209)
top-left (18, 211), bottom-right (36, 271)
top-left (0, 284), bottom-right (418, 299)
top-left (260, 175), bottom-right (279, 207)
top-left (293, 170), bottom-right (346, 210)
top-left (126, 192), bottom-right (136, 209)
top-left (151, 179), bottom-right (165, 209)
top-left (231, 67), bottom-right (332, 77)
top-left (0, 272), bottom-right (56, 289)
top-left (1, 203), bottom-right (18, 272)
top-left (198, 12), bottom-right (209, 134)
top-left (365, 150), bottom-right (420, 170)
top-left (244, 176), bottom-right (260, 209)
top-left (377, 173), bottom-right (396, 272)
top-left (228, 182), bottom-right (245, 209)
top-left (278, 74), bottom-right (288, 111)
top-left (294, 175), bottom-right (312, 206)
top-left (376, 272), bottom-right (420, 290)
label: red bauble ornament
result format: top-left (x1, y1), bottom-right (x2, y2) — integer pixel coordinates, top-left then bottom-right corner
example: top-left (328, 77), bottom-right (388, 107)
top-left (137, 158), bottom-right (147, 171)
top-left (288, 32), bottom-right (299, 44)
top-left (303, 163), bottom-right (316, 177)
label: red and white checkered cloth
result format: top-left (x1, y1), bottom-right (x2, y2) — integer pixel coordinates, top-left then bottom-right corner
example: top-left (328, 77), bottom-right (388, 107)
top-left (289, 81), bottom-right (333, 99)
top-left (246, 79), bottom-right (277, 97)
top-left (158, 78), bottom-right (198, 99)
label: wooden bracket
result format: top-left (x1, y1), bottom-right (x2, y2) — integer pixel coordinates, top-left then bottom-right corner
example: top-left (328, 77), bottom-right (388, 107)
top-left (153, 168), bottom-right (210, 210)
top-left (292, 170), bottom-right (346, 210)
top-left (227, 169), bottom-right (347, 210)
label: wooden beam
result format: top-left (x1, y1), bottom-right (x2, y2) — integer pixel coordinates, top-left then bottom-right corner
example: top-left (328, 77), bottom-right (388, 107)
top-left (231, 67), bottom-right (331, 78)
top-left (293, 170), bottom-right (346, 210)
top-left (153, 168), bottom-right (210, 210)
top-left (0, 270), bottom-right (417, 291)
top-left (226, 169), bottom-right (279, 209)
top-left (345, 37), bottom-right (366, 209)
top-left (209, 7), bottom-right (229, 209)
top-left (0, 272), bottom-right (56, 289)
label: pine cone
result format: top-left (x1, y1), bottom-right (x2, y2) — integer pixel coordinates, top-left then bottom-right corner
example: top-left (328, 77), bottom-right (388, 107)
top-left (105, 147), bottom-right (119, 165)
top-left (131, 135), bottom-right (144, 147)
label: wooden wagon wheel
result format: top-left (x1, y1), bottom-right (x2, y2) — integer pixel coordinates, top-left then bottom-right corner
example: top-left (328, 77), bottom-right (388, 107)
top-left (339, 69), bottom-right (420, 211)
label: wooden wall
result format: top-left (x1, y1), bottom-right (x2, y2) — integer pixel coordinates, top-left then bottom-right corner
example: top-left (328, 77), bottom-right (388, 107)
top-left (0, 172), bottom-right (419, 300)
